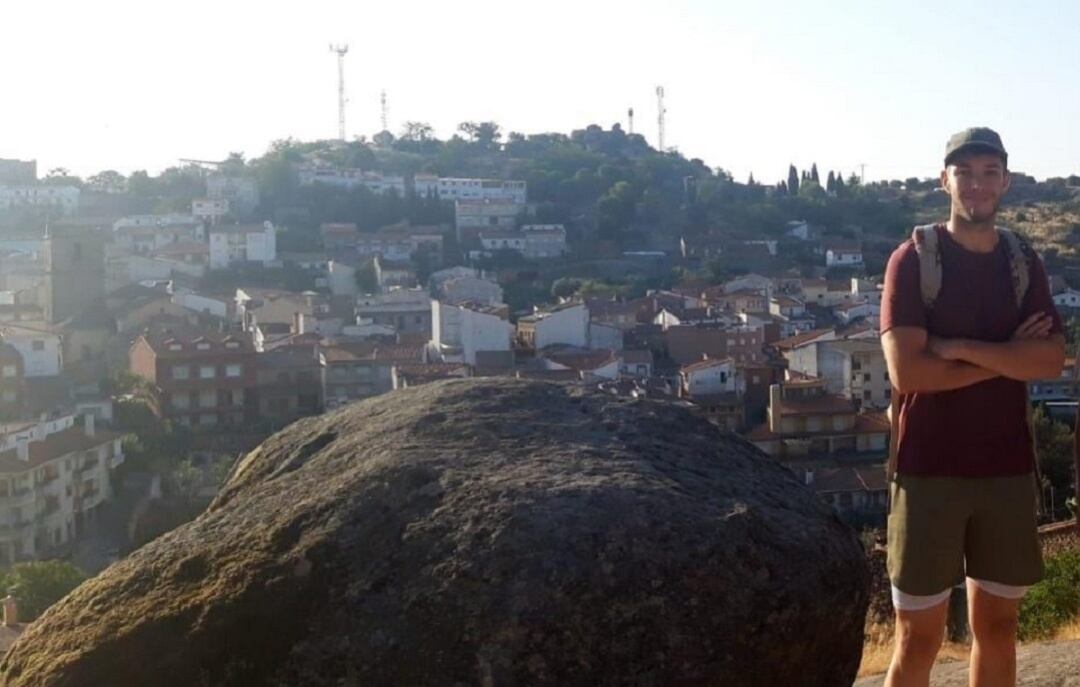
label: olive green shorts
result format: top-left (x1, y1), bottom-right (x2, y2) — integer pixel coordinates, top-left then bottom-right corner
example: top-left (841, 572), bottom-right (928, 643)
top-left (887, 472), bottom-right (1044, 597)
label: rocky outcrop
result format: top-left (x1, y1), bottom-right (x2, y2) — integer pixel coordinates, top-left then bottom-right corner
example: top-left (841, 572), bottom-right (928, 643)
top-left (1, 379), bottom-right (869, 686)
top-left (854, 639), bottom-right (1080, 686)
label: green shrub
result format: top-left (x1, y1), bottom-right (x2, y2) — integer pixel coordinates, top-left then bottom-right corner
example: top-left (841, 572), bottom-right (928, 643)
top-left (1019, 549), bottom-right (1080, 640)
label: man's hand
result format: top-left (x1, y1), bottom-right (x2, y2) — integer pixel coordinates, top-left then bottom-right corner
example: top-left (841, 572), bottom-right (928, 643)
top-left (1012, 312), bottom-right (1054, 341)
top-left (928, 312), bottom-right (1053, 360)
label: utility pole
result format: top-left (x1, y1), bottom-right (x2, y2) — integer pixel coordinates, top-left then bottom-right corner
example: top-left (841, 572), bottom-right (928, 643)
top-left (656, 86), bottom-right (667, 152)
top-left (859, 163), bottom-right (867, 184)
top-left (627, 107), bottom-right (635, 135)
top-left (380, 90), bottom-right (389, 133)
top-left (329, 44), bottom-right (349, 141)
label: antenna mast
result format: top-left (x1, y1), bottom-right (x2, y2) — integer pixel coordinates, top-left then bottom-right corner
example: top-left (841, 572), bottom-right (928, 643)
top-left (628, 107), bottom-right (635, 135)
top-left (380, 90), bottom-right (389, 132)
top-left (329, 44), bottom-right (349, 140)
top-left (655, 86), bottom-right (667, 152)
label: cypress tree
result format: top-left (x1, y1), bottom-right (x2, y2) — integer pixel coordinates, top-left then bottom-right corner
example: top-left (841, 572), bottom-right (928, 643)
top-left (787, 165), bottom-right (799, 196)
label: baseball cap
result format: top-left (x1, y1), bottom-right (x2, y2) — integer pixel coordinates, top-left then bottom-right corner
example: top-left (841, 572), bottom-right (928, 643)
top-left (944, 127), bottom-right (1008, 166)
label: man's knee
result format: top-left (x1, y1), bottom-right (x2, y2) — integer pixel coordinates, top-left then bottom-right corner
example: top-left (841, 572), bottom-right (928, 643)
top-left (894, 613), bottom-right (946, 662)
top-left (971, 611), bottom-right (1018, 644)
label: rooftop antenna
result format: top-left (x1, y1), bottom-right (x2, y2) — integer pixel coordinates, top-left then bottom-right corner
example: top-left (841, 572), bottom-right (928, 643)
top-left (380, 90), bottom-right (389, 133)
top-left (329, 43), bottom-right (349, 140)
top-left (655, 86), bottom-right (667, 152)
top-left (628, 107), bottom-right (635, 135)
top-left (859, 163), bottom-right (867, 183)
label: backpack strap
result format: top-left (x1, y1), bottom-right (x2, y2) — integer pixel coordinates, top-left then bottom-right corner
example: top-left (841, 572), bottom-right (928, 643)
top-left (911, 225), bottom-right (943, 309)
top-left (997, 227), bottom-right (1032, 310)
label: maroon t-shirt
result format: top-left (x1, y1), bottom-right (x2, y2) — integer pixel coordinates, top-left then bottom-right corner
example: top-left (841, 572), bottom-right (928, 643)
top-left (880, 224), bottom-right (1064, 477)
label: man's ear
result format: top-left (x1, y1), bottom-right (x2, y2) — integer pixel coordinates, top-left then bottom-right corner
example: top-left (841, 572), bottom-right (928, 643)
top-left (940, 168), bottom-right (950, 194)
top-left (1001, 168), bottom-right (1011, 195)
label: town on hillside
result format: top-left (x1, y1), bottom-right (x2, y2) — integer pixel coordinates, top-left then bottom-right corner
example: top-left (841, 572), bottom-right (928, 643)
top-left (1, 132), bottom-right (1078, 574)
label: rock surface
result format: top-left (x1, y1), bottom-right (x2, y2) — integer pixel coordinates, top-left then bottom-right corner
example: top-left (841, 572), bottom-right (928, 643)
top-left (1, 379), bottom-right (869, 686)
top-left (855, 639), bottom-right (1080, 686)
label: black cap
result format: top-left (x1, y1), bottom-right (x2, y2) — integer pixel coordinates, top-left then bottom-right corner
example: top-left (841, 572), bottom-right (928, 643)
top-left (944, 127), bottom-right (1008, 166)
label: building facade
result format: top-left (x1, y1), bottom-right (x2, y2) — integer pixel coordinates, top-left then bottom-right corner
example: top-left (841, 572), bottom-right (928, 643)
top-left (0, 414), bottom-right (124, 564)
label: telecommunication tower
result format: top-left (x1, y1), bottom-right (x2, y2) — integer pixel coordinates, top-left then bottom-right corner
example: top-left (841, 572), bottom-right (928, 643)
top-left (329, 44), bottom-right (349, 140)
top-left (656, 86), bottom-right (667, 152)
top-left (380, 90), bottom-right (389, 133)
top-left (628, 107), bottom-right (635, 135)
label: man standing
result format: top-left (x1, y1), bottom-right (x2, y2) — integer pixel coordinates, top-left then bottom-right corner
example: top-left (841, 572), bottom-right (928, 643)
top-left (880, 127), bottom-right (1066, 687)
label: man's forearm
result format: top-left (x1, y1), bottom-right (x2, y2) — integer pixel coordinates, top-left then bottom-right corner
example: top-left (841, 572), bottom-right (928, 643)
top-left (951, 338), bottom-right (1066, 381)
top-left (891, 352), bottom-right (999, 394)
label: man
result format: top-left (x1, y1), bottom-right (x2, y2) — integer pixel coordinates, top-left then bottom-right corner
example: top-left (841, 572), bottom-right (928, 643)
top-left (880, 127), bottom-right (1066, 687)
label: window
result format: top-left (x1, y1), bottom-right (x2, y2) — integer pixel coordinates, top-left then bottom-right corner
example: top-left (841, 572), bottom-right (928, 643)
top-left (752, 375), bottom-right (761, 385)
top-left (199, 366), bottom-right (216, 379)
top-left (172, 365), bottom-right (190, 380)
top-left (225, 364), bottom-right (242, 378)
top-left (1, 391), bottom-right (15, 402)
top-left (225, 341), bottom-right (240, 349)
top-left (32, 340), bottom-right (45, 352)
top-left (199, 414), bottom-right (218, 426)
top-left (168, 343), bottom-right (182, 351)
top-left (196, 342), bottom-right (211, 351)
top-left (863, 373), bottom-right (871, 382)
top-left (1, 365), bottom-right (15, 377)
top-left (883, 370), bottom-right (889, 381)
top-left (230, 390), bottom-right (244, 407)
top-left (199, 390), bottom-right (217, 408)
top-left (863, 390), bottom-right (872, 401)
top-left (172, 394), bottom-right (190, 410)
top-left (885, 388), bottom-right (892, 399)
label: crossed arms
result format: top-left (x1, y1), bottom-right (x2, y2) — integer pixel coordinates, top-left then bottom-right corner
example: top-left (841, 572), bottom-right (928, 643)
top-left (882, 313), bottom-right (1066, 395)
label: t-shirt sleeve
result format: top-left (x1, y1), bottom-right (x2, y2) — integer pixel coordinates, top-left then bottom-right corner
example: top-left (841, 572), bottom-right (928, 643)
top-left (880, 241), bottom-right (926, 334)
top-left (1019, 252), bottom-right (1065, 336)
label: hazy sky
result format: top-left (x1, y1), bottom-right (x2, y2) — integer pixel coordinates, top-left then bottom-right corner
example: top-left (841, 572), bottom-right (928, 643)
top-left (3, 0), bottom-right (1079, 183)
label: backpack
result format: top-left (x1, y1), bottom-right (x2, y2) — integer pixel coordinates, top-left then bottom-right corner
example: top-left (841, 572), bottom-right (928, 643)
top-left (885, 225), bottom-right (1043, 510)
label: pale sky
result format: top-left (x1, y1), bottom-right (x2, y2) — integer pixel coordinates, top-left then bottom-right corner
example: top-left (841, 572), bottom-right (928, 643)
top-left (2, 0), bottom-right (1079, 183)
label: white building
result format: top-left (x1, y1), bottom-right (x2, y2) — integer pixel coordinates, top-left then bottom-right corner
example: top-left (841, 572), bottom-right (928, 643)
top-left (439, 275), bottom-right (503, 305)
top-left (521, 225), bottom-right (567, 258)
top-left (431, 300), bottom-right (513, 365)
top-left (207, 176), bottom-right (259, 217)
top-left (784, 339), bottom-right (889, 409)
top-left (826, 247), bottom-right (864, 268)
top-left (0, 413), bottom-right (124, 564)
top-left (298, 167), bottom-right (407, 195)
top-left (172, 292), bottom-right (231, 320)
top-left (455, 199), bottom-right (522, 243)
top-left (438, 178), bottom-right (526, 204)
top-left (1053, 288), bottom-right (1080, 310)
top-left (0, 186), bottom-right (79, 215)
top-left (192, 198), bottom-right (229, 222)
top-left (834, 301), bottom-right (881, 327)
top-left (113, 215), bottom-right (205, 255)
top-left (328, 260), bottom-right (358, 297)
top-left (679, 357), bottom-right (741, 397)
top-left (518, 302), bottom-right (589, 350)
top-left (208, 222), bottom-right (277, 269)
top-left (0, 323), bottom-right (62, 377)
top-left (722, 273), bottom-right (773, 298)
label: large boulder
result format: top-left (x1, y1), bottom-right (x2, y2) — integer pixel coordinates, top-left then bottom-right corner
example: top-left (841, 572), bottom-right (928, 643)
top-left (1, 379), bottom-right (869, 686)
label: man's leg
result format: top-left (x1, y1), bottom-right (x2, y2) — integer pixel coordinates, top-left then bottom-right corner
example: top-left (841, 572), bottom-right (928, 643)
top-left (884, 593), bottom-right (949, 687)
top-left (967, 579), bottom-right (1024, 687)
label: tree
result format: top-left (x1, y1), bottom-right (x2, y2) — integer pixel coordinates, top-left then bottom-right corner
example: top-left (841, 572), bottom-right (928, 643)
top-left (457, 121), bottom-right (501, 148)
top-left (826, 170), bottom-right (836, 193)
top-left (87, 170), bottom-right (126, 193)
top-left (747, 172), bottom-right (756, 186)
top-left (787, 165), bottom-right (800, 196)
top-left (810, 163), bottom-right (820, 185)
top-left (355, 259), bottom-right (378, 294)
top-left (1033, 405), bottom-right (1076, 519)
top-left (3, 561), bottom-right (86, 622)
top-left (400, 121), bottom-right (435, 142)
